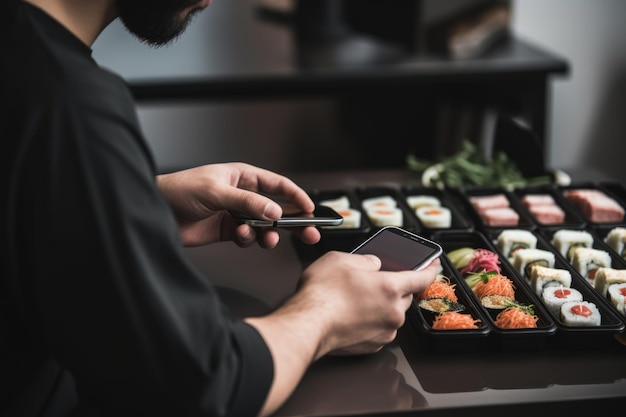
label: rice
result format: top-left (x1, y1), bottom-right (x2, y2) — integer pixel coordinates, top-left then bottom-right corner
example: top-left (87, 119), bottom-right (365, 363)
top-left (560, 300), bottom-right (602, 326)
top-left (551, 229), bottom-right (594, 260)
top-left (324, 208), bottom-right (361, 229)
top-left (496, 229), bottom-right (537, 259)
top-left (530, 265), bottom-right (571, 297)
top-left (604, 227), bottom-right (626, 260)
top-left (512, 248), bottom-right (556, 279)
top-left (542, 286), bottom-right (583, 316)
top-left (361, 195), bottom-right (397, 211)
top-left (607, 283), bottom-right (626, 315)
top-left (416, 206), bottom-right (451, 228)
top-left (570, 247), bottom-right (611, 285)
top-left (319, 196), bottom-right (351, 211)
top-left (594, 267), bottom-right (626, 297)
top-left (406, 195), bottom-right (441, 210)
top-left (366, 207), bottom-right (403, 227)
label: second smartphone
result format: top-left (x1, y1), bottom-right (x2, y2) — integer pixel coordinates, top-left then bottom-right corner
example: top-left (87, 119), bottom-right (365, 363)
top-left (232, 205), bottom-right (344, 227)
top-left (351, 226), bottom-right (443, 271)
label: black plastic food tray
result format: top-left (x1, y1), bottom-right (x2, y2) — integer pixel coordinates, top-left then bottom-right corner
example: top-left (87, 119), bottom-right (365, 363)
top-left (400, 185), bottom-right (474, 234)
top-left (456, 187), bottom-right (536, 232)
top-left (593, 224), bottom-right (626, 268)
top-left (487, 229), bottom-right (625, 349)
top-left (539, 226), bottom-right (626, 272)
top-left (308, 189), bottom-right (374, 253)
top-left (558, 182), bottom-right (626, 226)
top-left (511, 184), bottom-right (587, 228)
top-left (432, 230), bottom-right (557, 352)
top-left (354, 186), bottom-right (421, 233)
top-left (408, 255), bottom-right (491, 354)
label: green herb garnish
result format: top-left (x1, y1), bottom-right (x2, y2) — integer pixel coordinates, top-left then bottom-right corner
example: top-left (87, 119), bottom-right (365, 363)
top-left (407, 141), bottom-right (551, 189)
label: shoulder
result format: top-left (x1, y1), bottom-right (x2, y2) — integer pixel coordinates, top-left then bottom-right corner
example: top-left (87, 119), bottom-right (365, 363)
top-left (4, 1), bottom-right (136, 118)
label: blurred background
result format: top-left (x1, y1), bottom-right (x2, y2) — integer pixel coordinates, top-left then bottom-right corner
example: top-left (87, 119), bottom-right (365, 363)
top-left (92, 0), bottom-right (626, 184)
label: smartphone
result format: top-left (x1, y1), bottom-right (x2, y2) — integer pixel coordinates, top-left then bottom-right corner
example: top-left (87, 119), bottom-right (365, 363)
top-left (232, 205), bottom-right (344, 227)
top-left (351, 226), bottom-right (443, 271)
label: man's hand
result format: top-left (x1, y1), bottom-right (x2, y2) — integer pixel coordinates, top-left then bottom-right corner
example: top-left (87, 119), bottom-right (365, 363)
top-left (156, 162), bottom-right (321, 248)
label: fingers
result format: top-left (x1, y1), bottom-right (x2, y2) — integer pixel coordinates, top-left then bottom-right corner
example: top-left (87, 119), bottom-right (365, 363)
top-left (290, 226), bottom-right (321, 245)
top-left (231, 224), bottom-right (281, 249)
top-left (394, 257), bottom-right (440, 296)
top-left (220, 187), bottom-right (283, 222)
top-left (296, 251), bottom-right (438, 358)
top-left (231, 223), bottom-right (258, 248)
top-left (245, 165), bottom-right (315, 213)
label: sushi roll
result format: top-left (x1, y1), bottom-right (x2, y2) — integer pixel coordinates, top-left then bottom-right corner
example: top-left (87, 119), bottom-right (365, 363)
top-left (560, 300), bottom-right (602, 326)
top-left (418, 298), bottom-right (464, 313)
top-left (319, 196), bottom-right (350, 211)
top-left (323, 208), bottom-right (361, 229)
top-left (361, 195), bottom-right (397, 212)
top-left (570, 247), bottom-right (612, 285)
top-left (496, 229), bottom-right (537, 259)
top-left (366, 207), bottom-right (403, 227)
top-left (480, 294), bottom-right (515, 310)
top-left (593, 267), bottom-right (626, 297)
top-left (406, 195), bottom-right (441, 210)
top-left (607, 282), bottom-right (626, 315)
top-left (550, 229), bottom-right (594, 261)
top-left (418, 276), bottom-right (464, 313)
top-left (542, 286), bottom-right (583, 316)
top-left (415, 206), bottom-right (451, 228)
top-left (529, 265), bottom-right (572, 297)
top-left (512, 248), bottom-right (556, 279)
top-left (604, 226), bottom-right (626, 260)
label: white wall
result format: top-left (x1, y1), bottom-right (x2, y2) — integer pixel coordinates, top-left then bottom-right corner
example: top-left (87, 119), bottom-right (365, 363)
top-left (512, 0), bottom-right (626, 184)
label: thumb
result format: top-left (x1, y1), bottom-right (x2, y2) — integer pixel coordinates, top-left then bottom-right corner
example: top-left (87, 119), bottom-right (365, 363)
top-left (219, 187), bottom-right (283, 221)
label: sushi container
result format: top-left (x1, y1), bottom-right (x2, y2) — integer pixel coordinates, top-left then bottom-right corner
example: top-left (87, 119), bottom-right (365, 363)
top-left (292, 189), bottom-right (374, 266)
top-left (538, 227), bottom-right (626, 326)
top-left (558, 182), bottom-right (626, 226)
top-left (488, 229), bottom-right (625, 349)
top-left (354, 186), bottom-right (421, 234)
top-left (539, 226), bottom-right (626, 276)
top-left (432, 230), bottom-right (557, 352)
top-left (400, 186), bottom-right (474, 234)
top-left (407, 255), bottom-right (491, 354)
top-left (511, 185), bottom-right (586, 229)
top-left (593, 224), bottom-right (626, 265)
top-left (310, 189), bottom-right (373, 239)
top-left (455, 187), bottom-right (536, 233)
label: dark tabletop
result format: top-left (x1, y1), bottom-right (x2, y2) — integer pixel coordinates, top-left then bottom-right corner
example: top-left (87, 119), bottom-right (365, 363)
top-left (184, 168), bottom-right (626, 417)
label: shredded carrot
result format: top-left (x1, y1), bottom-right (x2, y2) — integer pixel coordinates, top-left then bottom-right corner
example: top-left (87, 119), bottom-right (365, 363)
top-left (473, 274), bottom-right (515, 299)
top-left (420, 276), bottom-right (458, 302)
top-left (432, 311), bottom-right (481, 330)
top-left (494, 307), bottom-right (538, 329)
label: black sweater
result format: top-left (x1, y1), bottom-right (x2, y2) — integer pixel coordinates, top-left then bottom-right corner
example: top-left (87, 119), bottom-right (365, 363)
top-left (0, 2), bottom-right (273, 416)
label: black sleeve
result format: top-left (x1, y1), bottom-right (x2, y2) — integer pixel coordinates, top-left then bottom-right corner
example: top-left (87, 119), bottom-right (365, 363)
top-left (12, 62), bottom-right (273, 416)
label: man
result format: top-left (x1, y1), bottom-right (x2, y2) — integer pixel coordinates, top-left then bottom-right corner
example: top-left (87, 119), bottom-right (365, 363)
top-left (0, 0), bottom-right (439, 416)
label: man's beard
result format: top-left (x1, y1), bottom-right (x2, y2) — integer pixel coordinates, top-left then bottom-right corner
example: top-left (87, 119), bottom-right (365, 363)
top-left (116, 0), bottom-right (202, 47)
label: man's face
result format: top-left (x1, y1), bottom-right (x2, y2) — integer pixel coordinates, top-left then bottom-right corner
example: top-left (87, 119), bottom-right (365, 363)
top-left (116, 0), bottom-right (208, 47)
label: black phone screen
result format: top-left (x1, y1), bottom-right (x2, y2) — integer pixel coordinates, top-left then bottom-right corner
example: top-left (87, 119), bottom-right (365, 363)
top-left (351, 226), bottom-right (442, 271)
